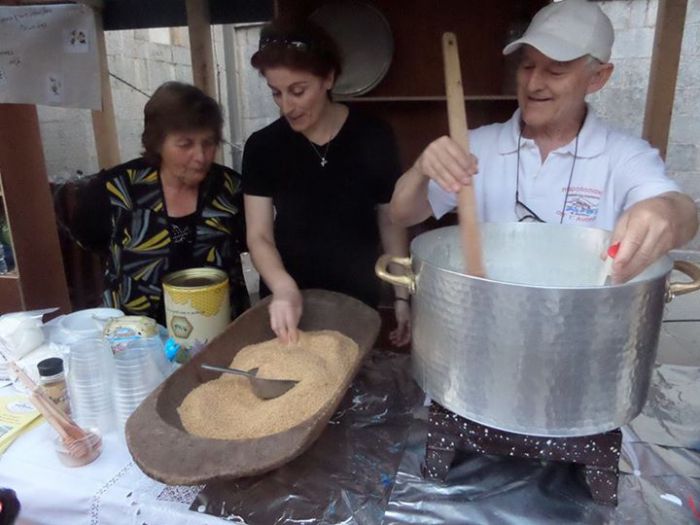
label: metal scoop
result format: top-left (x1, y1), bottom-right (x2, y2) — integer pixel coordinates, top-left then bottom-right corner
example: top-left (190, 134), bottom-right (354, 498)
top-left (200, 363), bottom-right (299, 400)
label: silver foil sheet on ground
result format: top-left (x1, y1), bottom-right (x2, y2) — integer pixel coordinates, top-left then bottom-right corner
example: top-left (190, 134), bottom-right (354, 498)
top-left (385, 410), bottom-right (700, 524)
top-left (627, 364), bottom-right (700, 450)
top-left (192, 352), bottom-right (700, 524)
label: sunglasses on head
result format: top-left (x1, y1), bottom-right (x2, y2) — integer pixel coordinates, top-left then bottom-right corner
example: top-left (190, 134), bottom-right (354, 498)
top-left (258, 35), bottom-right (311, 51)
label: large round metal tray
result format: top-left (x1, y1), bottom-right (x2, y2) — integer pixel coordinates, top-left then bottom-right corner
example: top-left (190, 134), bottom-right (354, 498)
top-left (310, 0), bottom-right (393, 96)
top-left (125, 289), bottom-right (380, 484)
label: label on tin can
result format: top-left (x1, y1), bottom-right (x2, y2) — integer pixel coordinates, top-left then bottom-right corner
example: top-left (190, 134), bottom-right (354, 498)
top-left (162, 268), bottom-right (231, 350)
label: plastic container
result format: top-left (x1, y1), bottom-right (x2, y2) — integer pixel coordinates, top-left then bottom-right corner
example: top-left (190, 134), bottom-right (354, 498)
top-left (37, 357), bottom-right (70, 416)
top-left (112, 337), bottom-right (169, 427)
top-left (65, 338), bottom-right (115, 432)
top-left (0, 312), bottom-right (45, 359)
top-left (54, 428), bottom-right (103, 467)
top-left (55, 308), bottom-right (124, 345)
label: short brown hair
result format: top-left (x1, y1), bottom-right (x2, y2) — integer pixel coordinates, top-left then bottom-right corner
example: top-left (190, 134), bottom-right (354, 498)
top-left (251, 19), bottom-right (342, 80)
top-left (141, 82), bottom-right (223, 166)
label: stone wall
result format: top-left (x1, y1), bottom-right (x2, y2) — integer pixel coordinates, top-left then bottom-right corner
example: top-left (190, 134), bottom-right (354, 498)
top-left (226, 23), bottom-right (278, 170)
top-left (590, 0), bottom-right (700, 246)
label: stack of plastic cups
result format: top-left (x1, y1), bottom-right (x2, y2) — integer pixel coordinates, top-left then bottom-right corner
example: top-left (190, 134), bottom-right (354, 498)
top-left (112, 337), bottom-right (169, 427)
top-left (65, 337), bottom-right (115, 433)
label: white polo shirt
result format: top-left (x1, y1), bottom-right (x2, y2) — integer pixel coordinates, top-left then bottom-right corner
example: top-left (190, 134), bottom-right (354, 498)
top-left (428, 107), bottom-right (680, 231)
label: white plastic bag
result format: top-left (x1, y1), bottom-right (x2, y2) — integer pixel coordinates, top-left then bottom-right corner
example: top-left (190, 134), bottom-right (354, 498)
top-left (0, 311), bottom-right (47, 359)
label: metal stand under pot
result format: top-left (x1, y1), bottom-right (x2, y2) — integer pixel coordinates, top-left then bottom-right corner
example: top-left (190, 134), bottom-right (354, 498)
top-left (422, 402), bottom-right (622, 506)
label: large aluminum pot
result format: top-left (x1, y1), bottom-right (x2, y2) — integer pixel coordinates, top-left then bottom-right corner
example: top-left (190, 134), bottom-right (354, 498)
top-left (376, 223), bottom-right (700, 437)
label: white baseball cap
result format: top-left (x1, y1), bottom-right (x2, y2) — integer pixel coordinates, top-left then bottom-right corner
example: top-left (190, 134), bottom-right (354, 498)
top-left (503, 0), bottom-right (614, 63)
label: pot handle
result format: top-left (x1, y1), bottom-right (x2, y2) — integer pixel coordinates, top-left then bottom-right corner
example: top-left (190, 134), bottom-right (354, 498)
top-left (375, 255), bottom-right (416, 294)
top-left (666, 261), bottom-right (700, 302)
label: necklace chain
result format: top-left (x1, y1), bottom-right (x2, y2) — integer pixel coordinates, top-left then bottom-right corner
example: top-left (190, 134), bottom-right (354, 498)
top-left (308, 139), bottom-right (331, 167)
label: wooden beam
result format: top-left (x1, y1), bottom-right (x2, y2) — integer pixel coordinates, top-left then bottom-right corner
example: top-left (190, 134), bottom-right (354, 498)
top-left (0, 276), bottom-right (22, 313)
top-left (0, 104), bottom-right (71, 313)
top-left (90, 9), bottom-right (121, 169)
top-left (186, 0), bottom-right (216, 98)
top-left (642, 0), bottom-right (688, 159)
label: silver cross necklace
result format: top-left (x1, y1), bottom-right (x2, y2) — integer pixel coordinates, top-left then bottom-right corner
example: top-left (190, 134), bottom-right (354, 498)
top-left (307, 138), bottom-right (332, 167)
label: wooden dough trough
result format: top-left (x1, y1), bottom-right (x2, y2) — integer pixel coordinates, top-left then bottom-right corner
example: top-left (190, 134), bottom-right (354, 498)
top-left (125, 289), bottom-right (380, 485)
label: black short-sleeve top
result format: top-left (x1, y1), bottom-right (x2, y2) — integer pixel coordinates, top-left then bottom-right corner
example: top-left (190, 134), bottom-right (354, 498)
top-left (242, 108), bottom-right (402, 307)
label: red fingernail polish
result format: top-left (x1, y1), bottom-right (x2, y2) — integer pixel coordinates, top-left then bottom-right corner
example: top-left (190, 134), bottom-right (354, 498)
top-left (607, 242), bottom-right (621, 258)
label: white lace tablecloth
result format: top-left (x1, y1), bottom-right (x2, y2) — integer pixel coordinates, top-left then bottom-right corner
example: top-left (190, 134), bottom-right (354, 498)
top-left (0, 418), bottom-right (239, 525)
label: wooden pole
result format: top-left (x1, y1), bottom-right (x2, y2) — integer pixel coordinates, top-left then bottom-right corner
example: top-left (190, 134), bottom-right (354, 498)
top-left (442, 33), bottom-right (485, 278)
top-left (186, 0), bottom-right (223, 163)
top-left (186, 0), bottom-right (217, 98)
top-left (90, 8), bottom-right (121, 169)
top-left (0, 105), bottom-right (71, 313)
top-left (642, 0), bottom-right (688, 160)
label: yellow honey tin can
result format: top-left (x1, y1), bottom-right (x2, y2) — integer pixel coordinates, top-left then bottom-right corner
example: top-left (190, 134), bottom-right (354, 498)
top-left (162, 268), bottom-right (230, 349)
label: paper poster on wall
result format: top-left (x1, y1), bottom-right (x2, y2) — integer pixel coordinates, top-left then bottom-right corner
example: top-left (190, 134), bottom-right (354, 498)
top-left (0, 4), bottom-right (100, 109)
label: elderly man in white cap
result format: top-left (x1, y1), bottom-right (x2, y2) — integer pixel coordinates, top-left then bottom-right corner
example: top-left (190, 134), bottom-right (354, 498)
top-left (390, 0), bottom-right (698, 282)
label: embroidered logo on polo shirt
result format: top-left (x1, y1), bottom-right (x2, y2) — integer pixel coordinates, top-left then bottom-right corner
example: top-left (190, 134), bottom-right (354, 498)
top-left (561, 186), bottom-right (602, 223)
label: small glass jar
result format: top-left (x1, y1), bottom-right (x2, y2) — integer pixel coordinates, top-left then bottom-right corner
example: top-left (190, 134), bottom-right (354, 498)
top-left (37, 357), bottom-right (71, 416)
top-left (54, 428), bottom-right (102, 467)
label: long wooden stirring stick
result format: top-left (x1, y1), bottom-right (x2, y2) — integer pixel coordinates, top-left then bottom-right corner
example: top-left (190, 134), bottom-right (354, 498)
top-left (442, 32), bottom-right (485, 277)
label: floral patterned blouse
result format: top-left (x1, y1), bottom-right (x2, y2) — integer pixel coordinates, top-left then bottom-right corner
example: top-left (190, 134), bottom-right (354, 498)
top-left (71, 158), bottom-right (249, 322)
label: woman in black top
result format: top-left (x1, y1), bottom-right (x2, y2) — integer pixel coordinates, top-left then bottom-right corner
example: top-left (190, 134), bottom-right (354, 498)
top-left (68, 81), bottom-right (249, 324)
top-left (243, 19), bottom-right (411, 346)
